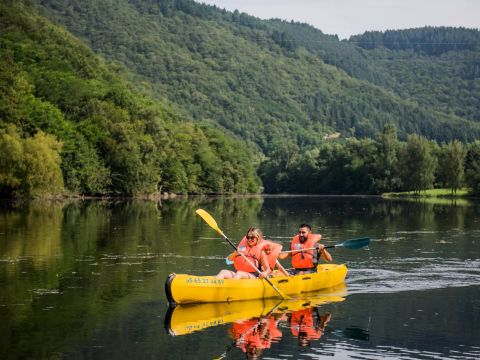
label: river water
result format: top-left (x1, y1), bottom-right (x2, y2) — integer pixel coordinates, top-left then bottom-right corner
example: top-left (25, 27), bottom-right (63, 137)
top-left (1, 196), bottom-right (479, 359)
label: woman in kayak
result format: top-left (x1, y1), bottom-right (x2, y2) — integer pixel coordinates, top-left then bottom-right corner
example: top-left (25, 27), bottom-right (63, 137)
top-left (216, 227), bottom-right (271, 279)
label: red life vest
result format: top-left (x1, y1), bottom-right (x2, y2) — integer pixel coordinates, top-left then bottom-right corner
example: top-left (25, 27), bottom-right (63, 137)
top-left (234, 237), bottom-right (264, 273)
top-left (231, 319), bottom-right (264, 353)
top-left (291, 233), bottom-right (321, 269)
top-left (264, 316), bottom-right (283, 345)
top-left (290, 308), bottom-right (321, 340)
top-left (262, 241), bottom-right (282, 270)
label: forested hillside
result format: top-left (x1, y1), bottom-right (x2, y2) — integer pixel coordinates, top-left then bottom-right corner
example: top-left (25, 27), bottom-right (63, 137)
top-left (35, 0), bottom-right (480, 152)
top-left (0, 0), bottom-right (260, 197)
top-left (350, 28), bottom-right (480, 122)
top-left (2, 0), bottom-right (480, 197)
top-left (250, 21), bottom-right (480, 124)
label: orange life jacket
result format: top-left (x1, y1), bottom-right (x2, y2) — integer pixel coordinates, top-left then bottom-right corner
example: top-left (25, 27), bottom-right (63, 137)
top-left (264, 316), bottom-right (282, 345)
top-left (291, 233), bottom-right (321, 269)
top-left (231, 319), bottom-right (265, 353)
top-left (234, 237), bottom-right (264, 273)
top-left (262, 241), bottom-right (282, 270)
top-left (290, 308), bottom-right (321, 340)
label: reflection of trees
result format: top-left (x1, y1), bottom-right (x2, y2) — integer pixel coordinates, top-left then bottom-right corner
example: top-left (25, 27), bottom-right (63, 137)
top-left (0, 200), bottom-right (163, 359)
top-left (0, 197), bottom-right (265, 359)
top-left (0, 201), bottom-right (63, 263)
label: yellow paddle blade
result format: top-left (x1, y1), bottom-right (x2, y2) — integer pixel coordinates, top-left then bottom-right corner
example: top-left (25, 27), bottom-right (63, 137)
top-left (195, 209), bottom-right (224, 237)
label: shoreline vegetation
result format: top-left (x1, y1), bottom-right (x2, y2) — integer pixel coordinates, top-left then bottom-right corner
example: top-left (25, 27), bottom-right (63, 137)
top-left (3, 189), bottom-right (477, 202)
top-left (382, 188), bottom-right (470, 198)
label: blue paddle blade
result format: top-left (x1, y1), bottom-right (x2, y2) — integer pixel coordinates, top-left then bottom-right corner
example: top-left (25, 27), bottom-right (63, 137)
top-left (226, 256), bottom-right (233, 265)
top-left (339, 237), bottom-right (370, 249)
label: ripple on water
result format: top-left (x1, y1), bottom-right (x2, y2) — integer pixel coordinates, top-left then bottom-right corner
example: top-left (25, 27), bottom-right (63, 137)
top-left (347, 258), bottom-right (480, 294)
top-left (32, 289), bottom-right (62, 295)
top-left (313, 342), bottom-right (480, 360)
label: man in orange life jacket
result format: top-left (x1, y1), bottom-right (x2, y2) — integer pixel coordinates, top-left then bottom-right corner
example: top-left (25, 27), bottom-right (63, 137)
top-left (216, 227), bottom-right (271, 279)
top-left (278, 224), bottom-right (332, 274)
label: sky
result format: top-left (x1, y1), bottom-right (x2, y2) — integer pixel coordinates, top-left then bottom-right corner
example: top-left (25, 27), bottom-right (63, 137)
top-left (195, 0), bottom-right (480, 39)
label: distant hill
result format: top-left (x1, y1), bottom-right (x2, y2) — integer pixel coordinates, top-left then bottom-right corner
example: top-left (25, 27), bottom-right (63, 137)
top-left (271, 22), bottom-right (480, 123)
top-left (350, 28), bottom-right (480, 122)
top-left (35, 0), bottom-right (480, 153)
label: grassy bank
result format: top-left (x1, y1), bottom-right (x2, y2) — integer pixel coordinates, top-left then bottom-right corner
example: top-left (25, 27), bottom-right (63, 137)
top-left (383, 188), bottom-right (470, 198)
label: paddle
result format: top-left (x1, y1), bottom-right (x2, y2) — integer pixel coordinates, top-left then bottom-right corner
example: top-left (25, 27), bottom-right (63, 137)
top-left (280, 237), bottom-right (370, 254)
top-left (195, 209), bottom-right (290, 300)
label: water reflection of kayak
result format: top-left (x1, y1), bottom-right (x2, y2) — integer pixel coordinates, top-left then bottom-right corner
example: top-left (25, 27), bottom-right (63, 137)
top-left (165, 263), bottom-right (348, 305)
top-left (165, 284), bottom-right (346, 336)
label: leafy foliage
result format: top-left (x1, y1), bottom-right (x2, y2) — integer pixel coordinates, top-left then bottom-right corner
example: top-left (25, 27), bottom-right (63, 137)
top-left (437, 140), bottom-right (466, 194)
top-left (260, 128), bottom-right (478, 196)
top-left (464, 142), bottom-right (480, 195)
top-left (0, 124), bottom-right (64, 197)
top-left (0, 0), bottom-right (260, 197)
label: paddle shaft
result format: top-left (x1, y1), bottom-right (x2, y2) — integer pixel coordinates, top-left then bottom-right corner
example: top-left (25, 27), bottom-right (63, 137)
top-left (281, 246), bottom-right (334, 254)
top-left (280, 237), bottom-right (370, 254)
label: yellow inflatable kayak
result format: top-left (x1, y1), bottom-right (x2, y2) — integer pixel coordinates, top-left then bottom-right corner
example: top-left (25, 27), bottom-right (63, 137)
top-left (165, 263), bottom-right (347, 305)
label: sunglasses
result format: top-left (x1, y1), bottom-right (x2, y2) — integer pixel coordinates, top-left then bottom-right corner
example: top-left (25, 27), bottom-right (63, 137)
top-left (246, 236), bottom-right (257, 241)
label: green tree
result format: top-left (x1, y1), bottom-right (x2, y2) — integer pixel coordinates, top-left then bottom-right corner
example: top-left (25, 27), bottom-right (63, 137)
top-left (399, 134), bottom-right (437, 193)
top-left (464, 141), bottom-right (480, 195)
top-left (0, 125), bottom-right (24, 196)
top-left (0, 125), bottom-right (63, 197)
top-left (437, 140), bottom-right (466, 194)
top-left (373, 124), bottom-right (401, 193)
top-left (23, 130), bottom-right (64, 197)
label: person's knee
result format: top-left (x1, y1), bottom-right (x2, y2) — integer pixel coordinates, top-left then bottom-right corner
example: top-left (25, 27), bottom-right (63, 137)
top-left (216, 269), bottom-right (233, 279)
top-left (234, 271), bottom-right (250, 279)
top-left (233, 272), bottom-right (243, 279)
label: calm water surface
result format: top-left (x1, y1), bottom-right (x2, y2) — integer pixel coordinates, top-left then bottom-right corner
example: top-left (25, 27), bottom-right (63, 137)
top-left (1, 196), bottom-right (479, 359)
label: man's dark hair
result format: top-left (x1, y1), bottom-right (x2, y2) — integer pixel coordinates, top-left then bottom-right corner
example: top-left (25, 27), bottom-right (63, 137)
top-left (299, 224), bottom-right (311, 230)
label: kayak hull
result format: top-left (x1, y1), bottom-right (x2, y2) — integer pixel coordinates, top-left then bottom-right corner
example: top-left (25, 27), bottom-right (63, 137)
top-left (165, 263), bottom-right (348, 305)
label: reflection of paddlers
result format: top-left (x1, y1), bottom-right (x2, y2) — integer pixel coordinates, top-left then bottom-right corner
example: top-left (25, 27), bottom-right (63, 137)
top-left (229, 314), bottom-right (283, 359)
top-left (290, 308), bottom-right (331, 347)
